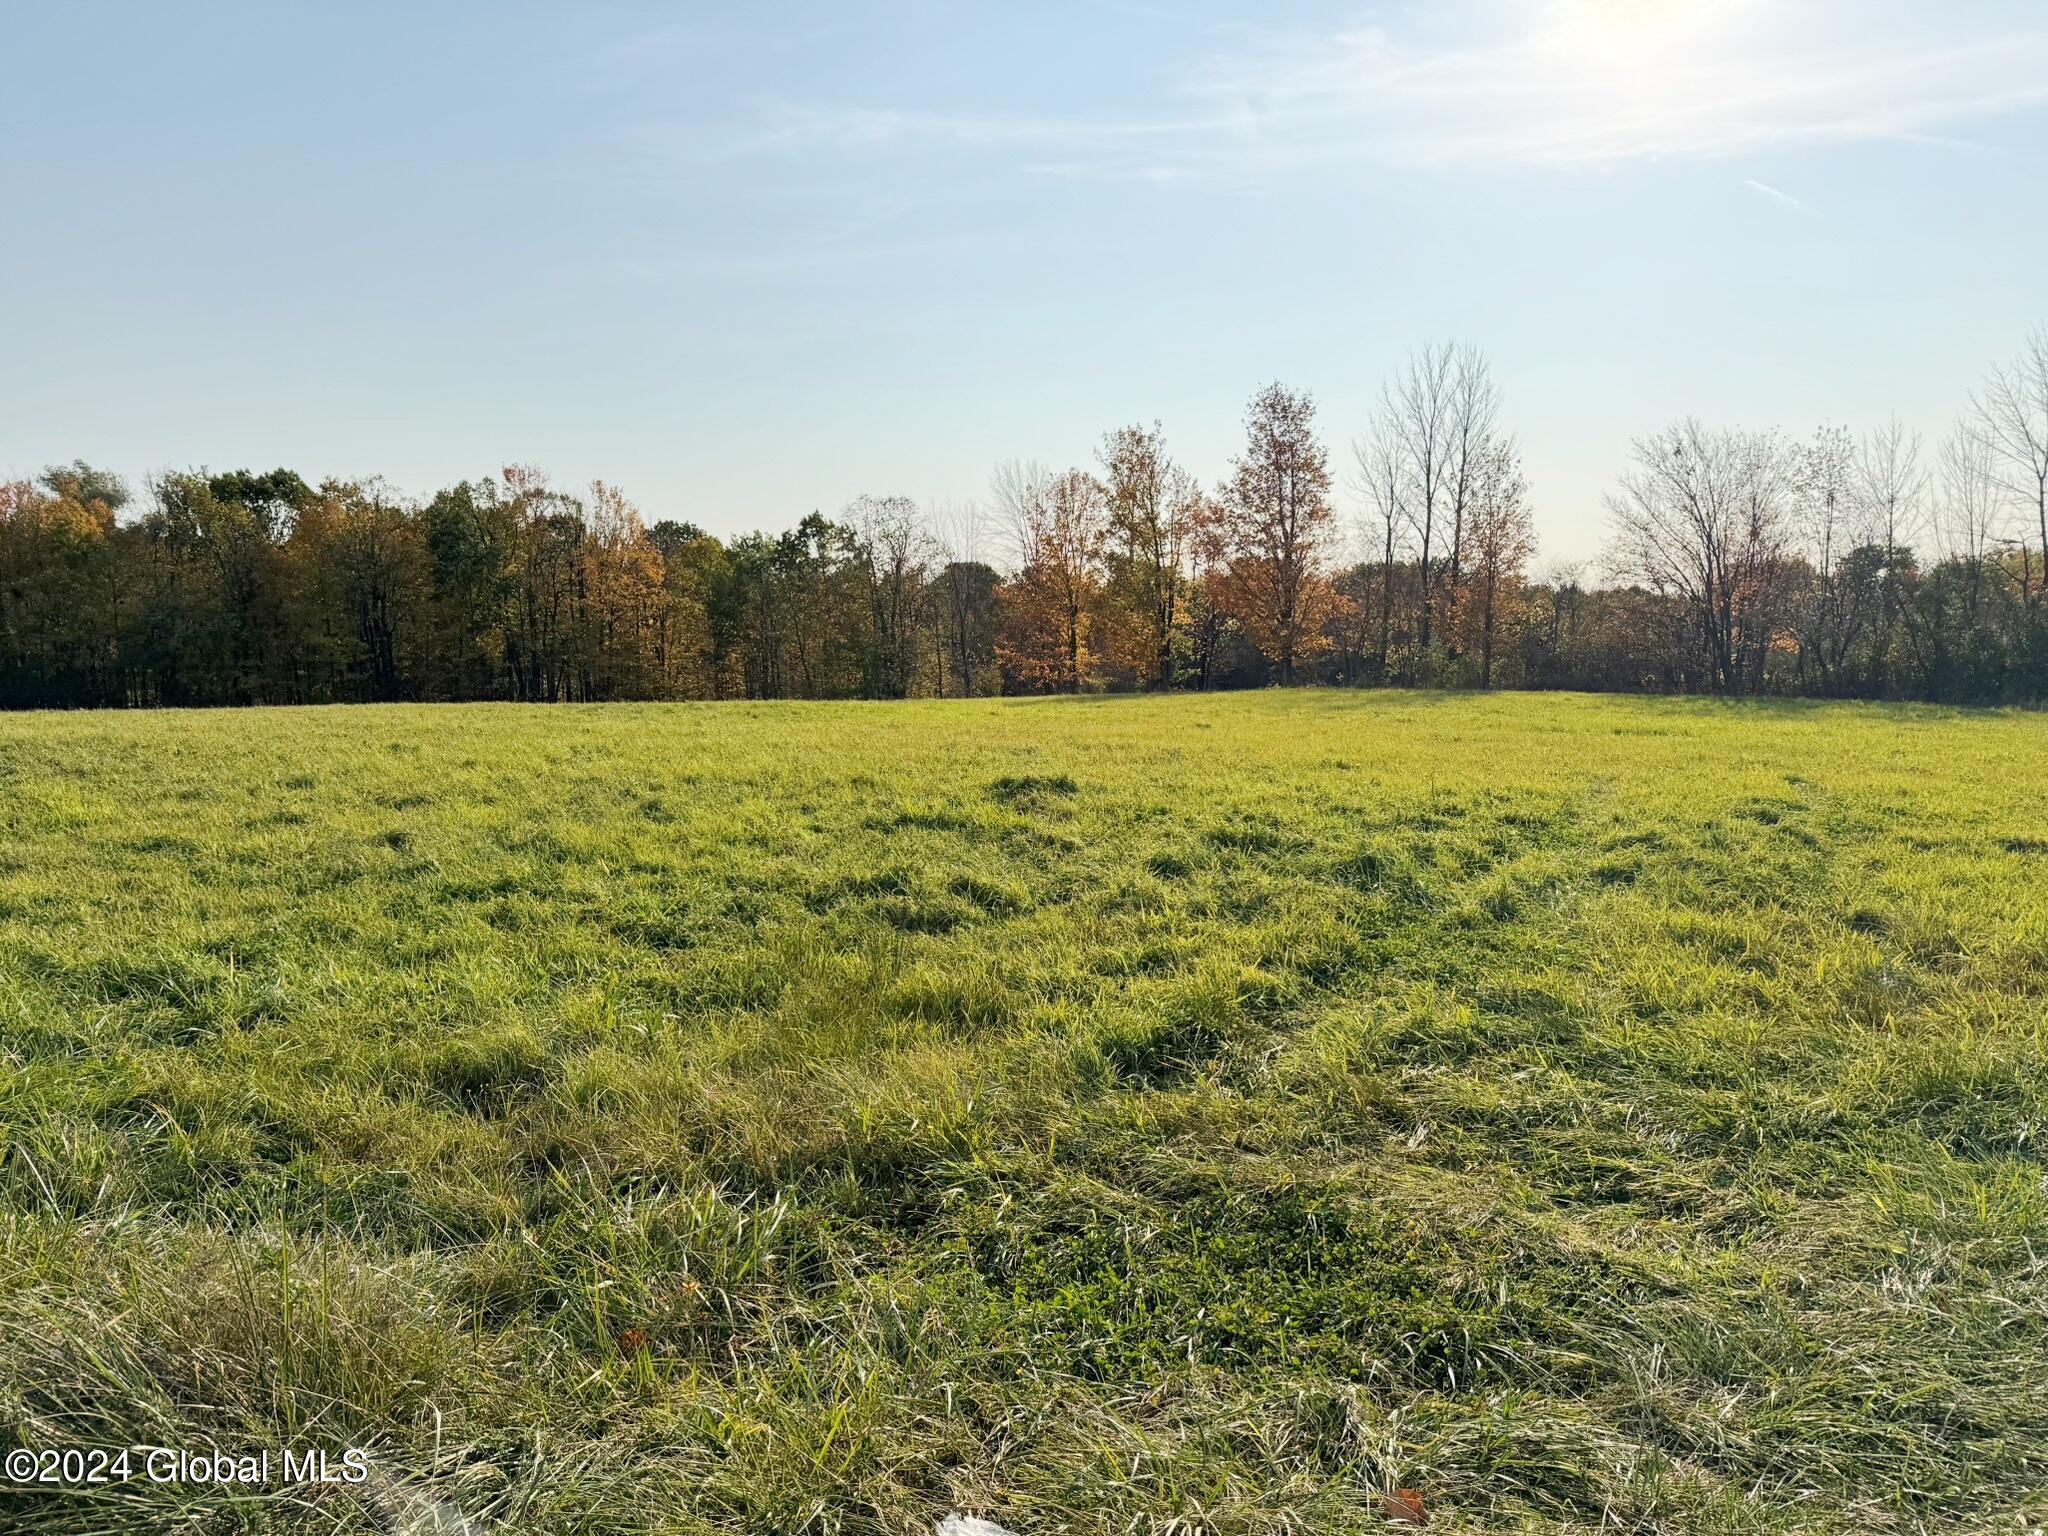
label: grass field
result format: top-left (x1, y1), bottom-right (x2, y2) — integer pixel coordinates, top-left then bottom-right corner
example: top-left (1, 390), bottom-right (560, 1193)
top-left (2, 692), bottom-right (2045, 1535)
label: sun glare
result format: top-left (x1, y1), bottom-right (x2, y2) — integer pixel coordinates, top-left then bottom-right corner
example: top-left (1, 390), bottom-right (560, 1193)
top-left (1543, 0), bottom-right (1729, 64)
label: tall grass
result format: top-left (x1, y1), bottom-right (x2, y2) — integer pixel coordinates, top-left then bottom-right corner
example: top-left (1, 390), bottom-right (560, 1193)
top-left (1, 692), bottom-right (2044, 1533)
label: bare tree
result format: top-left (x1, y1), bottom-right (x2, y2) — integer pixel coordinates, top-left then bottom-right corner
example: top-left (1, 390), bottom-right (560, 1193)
top-left (1973, 327), bottom-right (2048, 602)
top-left (1789, 425), bottom-right (1866, 692)
top-left (992, 460), bottom-right (1050, 555)
top-left (1606, 421), bottom-right (1793, 693)
top-left (1860, 419), bottom-right (1927, 559)
top-left (928, 499), bottom-right (996, 697)
top-left (1935, 424), bottom-right (2008, 626)
top-left (1858, 417), bottom-right (1926, 678)
top-left (1375, 343), bottom-right (1501, 663)
top-left (1440, 346), bottom-right (1500, 607)
top-left (1794, 426), bottom-right (1862, 583)
top-left (1353, 408), bottom-right (1406, 680)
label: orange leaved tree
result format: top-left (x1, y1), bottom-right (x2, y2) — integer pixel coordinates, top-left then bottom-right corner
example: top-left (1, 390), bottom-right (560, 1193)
top-left (995, 463), bottom-right (1104, 693)
top-left (1214, 383), bottom-right (1337, 684)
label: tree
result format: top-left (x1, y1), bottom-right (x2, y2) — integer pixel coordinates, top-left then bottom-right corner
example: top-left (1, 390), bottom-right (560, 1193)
top-left (500, 465), bottom-right (588, 701)
top-left (929, 502), bottom-right (1000, 697)
top-left (1607, 421), bottom-right (1793, 694)
top-left (421, 479), bottom-right (519, 699)
top-left (1353, 411), bottom-right (1406, 679)
top-left (1934, 424), bottom-right (2009, 629)
top-left (996, 462), bottom-right (1103, 694)
top-left (1324, 562), bottom-right (1384, 685)
top-left (1974, 327), bottom-right (2048, 602)
top-left (1789, 426), bottom-right (1869, 694)
top-left (206, 468), bottom-right (315, 540)
top-left (38, 460), bottom-right (131, 515)
top-left (1098, 423), bottom-right (1201, 689)
top-left (135, 470), bottom-right (294, 704)
top-left (1858, 417), bottom-right (1926, 683)
top-left (0, 473), bottom-right (126, 706)
top-left (648, 520), bottom-right (725, 699)
top-left (23, 334), bottom-right (2048, 712)
top-left (783, 514), bottom-right (866, 698)
top-left (1375, 345), bottom-right (1500, 665)
top-left (284, 479), bottom-right (429, 700)
top-left (847, 495), bottom-right (934, 699)
top-left (1459, 441), bottom-right (1536, 687)
top-left (1186, 507), bottom-right (1232, 691)
top-left (582, 480), bottom-right (671, 700)
top-left (1213, 383), bottom-right (1336, 685)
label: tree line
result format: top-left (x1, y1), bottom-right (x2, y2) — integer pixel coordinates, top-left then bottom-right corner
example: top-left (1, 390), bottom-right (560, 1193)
top-left (4, 332), bottom-right (2046, 709)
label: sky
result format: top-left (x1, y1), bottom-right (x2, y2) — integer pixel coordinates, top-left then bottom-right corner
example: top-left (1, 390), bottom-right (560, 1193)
top-left (4, 0), bottom-right (2046, 565)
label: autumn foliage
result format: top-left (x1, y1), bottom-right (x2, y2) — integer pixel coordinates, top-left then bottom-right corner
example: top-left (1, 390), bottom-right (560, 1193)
top-left (9, 332), bottom-right (2048, 705)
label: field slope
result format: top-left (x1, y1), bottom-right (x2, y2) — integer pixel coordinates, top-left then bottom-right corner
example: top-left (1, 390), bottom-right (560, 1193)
top-left (2, 692), bottom-right (2045, 1535)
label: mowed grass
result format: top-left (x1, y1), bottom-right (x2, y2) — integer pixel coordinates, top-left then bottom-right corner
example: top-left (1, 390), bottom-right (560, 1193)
top-left (1, 692), bottom-right (2045, 1535)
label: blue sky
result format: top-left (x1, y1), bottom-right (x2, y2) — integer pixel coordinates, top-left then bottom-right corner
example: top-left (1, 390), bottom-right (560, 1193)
top-left (5, 0), bottom-right (2046, 563)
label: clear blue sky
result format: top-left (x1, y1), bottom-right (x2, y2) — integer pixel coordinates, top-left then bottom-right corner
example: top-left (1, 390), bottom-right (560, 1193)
top-left (5, 0), bottom-right (2045, 564)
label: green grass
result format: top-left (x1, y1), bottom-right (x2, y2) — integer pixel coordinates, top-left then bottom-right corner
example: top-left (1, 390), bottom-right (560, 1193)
top-left (2, 691), bottom-right (2045, 1534)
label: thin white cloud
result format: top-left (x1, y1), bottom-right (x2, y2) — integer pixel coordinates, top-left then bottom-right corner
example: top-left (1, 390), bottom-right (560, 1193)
top-left (677, 0), bottom-right (2048, 178)
top-left (1745, 178), bottom-right (1805, 211)
top-left (1179, 0), bottom-right (2048, 169)
top-left (660, 99), bottom-right (1223, 167)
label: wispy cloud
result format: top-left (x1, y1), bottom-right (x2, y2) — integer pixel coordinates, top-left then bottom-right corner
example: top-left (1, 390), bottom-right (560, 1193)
top-left (656, 99), bottom-right (1223, 168)
top-left (1179, 0), bottom-right (2048, 169)
top-left (1745, 178), bottom-right (1805, 211)
top-left (676, 0), bottom-right (2048, 179)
